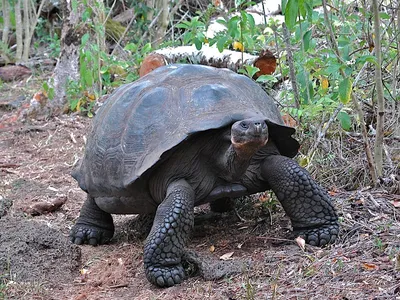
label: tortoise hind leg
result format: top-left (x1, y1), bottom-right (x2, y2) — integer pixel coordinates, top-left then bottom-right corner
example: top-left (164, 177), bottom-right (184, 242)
top-left (70, 195), bottom-right (115, 245)
top-left (144, 179), bottom-right (194, 287)
top-left (261, 155), bottom-right (339, 246)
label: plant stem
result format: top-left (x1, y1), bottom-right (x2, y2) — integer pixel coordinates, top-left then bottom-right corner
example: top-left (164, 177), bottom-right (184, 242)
top-left (372, 0), bottom-right (384, 177)
top-left (282, 22), bottom-right (300, 109)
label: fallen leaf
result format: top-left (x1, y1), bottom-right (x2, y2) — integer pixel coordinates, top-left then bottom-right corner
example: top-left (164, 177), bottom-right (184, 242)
top-left (391, 200), bottom-right (400, 208)
top-left (362, 262), bottom-right (379, 271)
top-left (209, 245), bottom-right (215, 253)
top-left (258, 193), bottom-right (270, 203)
top-left (295, 236), bottom-right (306, 251)
top-left (299, 155), bottom-right (309, 168)
top-left (328, 190), bottom-right (337, 196)
top-left (220, 251), bottom-right (234, 261)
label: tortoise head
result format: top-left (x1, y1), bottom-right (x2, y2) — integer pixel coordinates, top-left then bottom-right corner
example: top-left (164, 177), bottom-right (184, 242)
top-left (231, 117), bottom-right (269, 158)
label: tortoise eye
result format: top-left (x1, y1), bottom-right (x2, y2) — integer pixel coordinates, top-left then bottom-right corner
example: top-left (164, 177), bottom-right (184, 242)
top-left (240, 122), bottom-right (249, 129)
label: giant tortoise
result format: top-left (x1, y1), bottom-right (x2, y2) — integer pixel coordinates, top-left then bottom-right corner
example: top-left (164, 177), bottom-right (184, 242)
top-left (70, 64), bottom-right (339, 287)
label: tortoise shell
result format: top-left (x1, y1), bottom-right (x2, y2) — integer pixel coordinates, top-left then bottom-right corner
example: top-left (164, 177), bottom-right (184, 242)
top-left (73, 64), bottom-right (299, 196)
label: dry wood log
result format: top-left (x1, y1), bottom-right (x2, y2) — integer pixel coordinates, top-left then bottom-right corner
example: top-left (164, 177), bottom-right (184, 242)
top-left (0, 65), bottom-right (32, 81)
top-left (139, 45), bottom-right (276, 78)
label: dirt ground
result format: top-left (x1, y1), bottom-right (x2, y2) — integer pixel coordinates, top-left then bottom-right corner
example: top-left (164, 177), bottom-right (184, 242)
top-left (1, 90), bottom-right (400, 299)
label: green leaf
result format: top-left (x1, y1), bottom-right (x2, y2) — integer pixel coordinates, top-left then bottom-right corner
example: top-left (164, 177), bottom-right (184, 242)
top-left (256, 75), bottom-right (278, 83)
top-left (42, 82), bottom-right (49, 92)
top-left (246, 12), bottom-right (255, 30)
top-left (356, 55), bottom-right (377, 65)
top-left (302, 30), bottom-right (312, 51)
top-left (82, 8), bottom-right (92, 22)
top-left (71, 0), bottom-right (77, 12)
top-left (81, 33), bottom-right (90, 46)
top-left (379, 12), bottom-right (390, 19)
top-left (176, 23), bottom-right (189, 29)
top-left (281, 0), bottom-right (288, 13)
top-left (216, 19), bottom-right (227, 26)
top-left (339, 78), bottom-right (352, 104)
top-left (124, 43), bottom-right (138, 52)
top-left (69, 98), bottom-right (79, 111)
top-left (227, 16), bottom-right (240, 38)
top-left (298, 0), bottom-right (307, 19)
top-left (337, 111), bottom-right (351, 131)
top-left (338, 36), bottom-right (350, 47)
top-left (142, 43), bottom-right (152, 54)
top-left (84, 71), bottom-right (93, 86)
top-left (285, 0), bottom-right (299, 30)
top-left (100, 66), bottom-right (109, 74)
top-left (48, 87), bottom-right (55, 100)
top-left (325, 62), bottom-right (342, 76)
top-left (216, 36), bottom-right (228, 52)
top-left (194, 38), bottom-right (202, 50)
top-left (244, 65), bottom-right (259, 78)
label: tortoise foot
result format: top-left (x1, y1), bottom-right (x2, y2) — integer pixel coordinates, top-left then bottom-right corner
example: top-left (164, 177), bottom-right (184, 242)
top-left (70, 223), bottom-right (114, 245)
top-left (293, 223), bottom-right (339, 247)
top-left (145, 264), bottom-right (185, 287)
top-left (70, 195), bottom-right (115, 245)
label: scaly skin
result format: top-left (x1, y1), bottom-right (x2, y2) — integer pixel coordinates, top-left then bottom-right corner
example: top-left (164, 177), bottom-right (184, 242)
top-left (261, 155), bottom-right (339, 246)
top-left (143, 180), bottom-right (195, 287)
top-left (69, 196), bottom-right (115, 245)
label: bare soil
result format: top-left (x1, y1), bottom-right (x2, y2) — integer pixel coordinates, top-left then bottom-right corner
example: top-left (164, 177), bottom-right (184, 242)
top-left (1, 92), bottom-right (400, 299)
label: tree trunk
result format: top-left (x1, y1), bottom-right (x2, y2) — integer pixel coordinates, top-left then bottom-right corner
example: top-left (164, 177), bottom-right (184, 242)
top-left (14, 0), bottom-right (23, 61)
top-left (22, 0), bottom-right (30, 62)
top-left (153, 0), bottom-right (169, 47)
top-left (1, 0), bottom-right (11, 64)
top-left (47, 0), bottom-right (84, 114)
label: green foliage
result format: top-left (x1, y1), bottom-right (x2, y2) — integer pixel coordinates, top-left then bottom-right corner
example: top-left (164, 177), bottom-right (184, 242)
top-left (64, 0), bottom-right (153, 115)
top-left (274, 0), bottom-right (393, 132)
top-left (176, 2), bottom-right (263, 54)
top-left (176, 16), bottom-right (206, 50)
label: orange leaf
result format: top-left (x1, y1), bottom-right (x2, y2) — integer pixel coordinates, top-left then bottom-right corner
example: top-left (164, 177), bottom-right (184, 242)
top-left (282, 114), bottom-right (297, 127)
top-left (362, 262), bottom-right (378, 271)
top-left (139, 53), bottom-right (168, 77)
top-left (254, 49), bottom-right (277, 78)
top-left (328, 190), bottom-right (337, 196)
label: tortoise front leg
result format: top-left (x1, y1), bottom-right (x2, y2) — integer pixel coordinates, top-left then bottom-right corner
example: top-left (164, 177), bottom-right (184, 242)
top-left (144, 179), bottom-right (194, 287)
top-left (70, 195), bottom-right (115, 245)
top-left (261, 155), bottom-right (339, 246)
